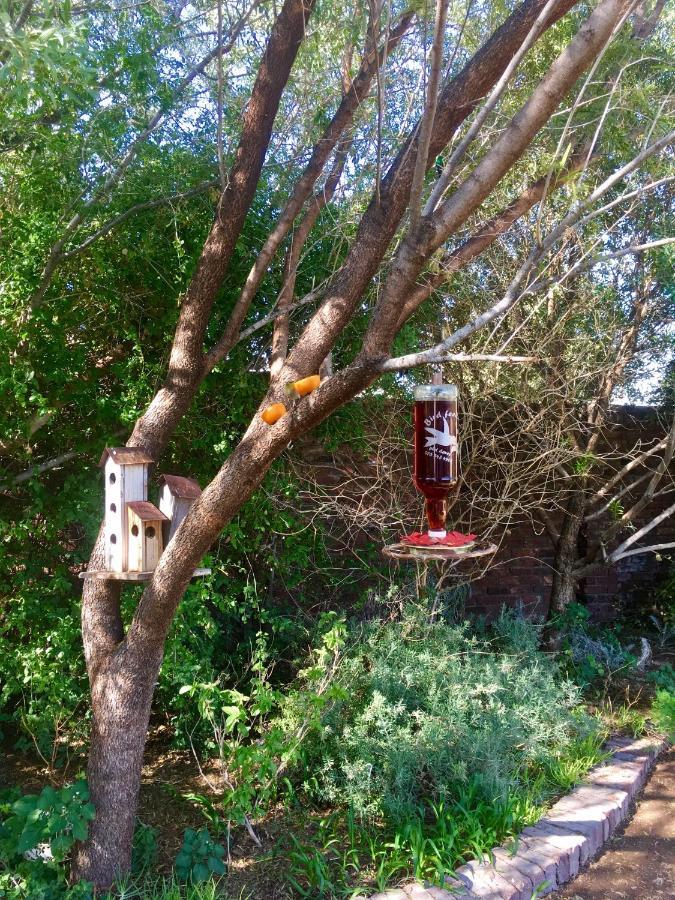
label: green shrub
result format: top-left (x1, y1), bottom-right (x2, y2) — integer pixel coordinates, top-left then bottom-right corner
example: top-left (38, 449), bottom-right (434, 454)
top-left (651, 690), bottom-right (675, 738)
top-left (0, 780), bottom-right (94, 863)
top-left (0, 781), bottom-right (95, 898)
top-left (647, 663), bottom-right (675, 693)
top-left (298, 606), bottom-right (595, 823)
top-left (132, 821), bottom-right (158, 874)
top-left (174, 829), bottom-right (226, 883)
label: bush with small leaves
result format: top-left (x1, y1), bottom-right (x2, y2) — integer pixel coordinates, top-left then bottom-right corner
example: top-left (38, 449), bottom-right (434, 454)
top-left (173, 829), bottom-right (226, 883)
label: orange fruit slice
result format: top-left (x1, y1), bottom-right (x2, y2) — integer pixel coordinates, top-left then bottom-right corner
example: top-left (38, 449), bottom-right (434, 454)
top-left (287, 374), bottom-right (321, 397)
top-left (261, 403), bottom-right (287, 425)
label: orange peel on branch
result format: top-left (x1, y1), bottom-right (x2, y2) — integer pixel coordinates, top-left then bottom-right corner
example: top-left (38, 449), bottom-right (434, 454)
top-left (260, 403), bottom-right (287, 425)
top-left (285, 374), bottom-right (321, 398)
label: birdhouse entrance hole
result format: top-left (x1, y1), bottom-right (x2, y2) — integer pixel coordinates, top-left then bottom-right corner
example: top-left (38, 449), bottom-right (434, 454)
top-left (145, 526), bottom-right (155, 539)
top-left (131, 524), bottom-right (139, 536)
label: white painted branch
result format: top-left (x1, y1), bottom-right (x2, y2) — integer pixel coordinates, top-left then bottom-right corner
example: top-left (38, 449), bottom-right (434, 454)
top-left (610, 541), bottom-right (675, 563)
top-left (380, 352), bottom-right (539, 372)
top-left (608, 499), bottom-right (675, 562)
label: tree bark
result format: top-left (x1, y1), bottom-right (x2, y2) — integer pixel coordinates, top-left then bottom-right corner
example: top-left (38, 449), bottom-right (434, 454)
top-left (281, 0), bottom-right (579, 380)
top-left (547, 489), bottom-right (587, 647)
top-left (73, 0), bottom-right (317, 886)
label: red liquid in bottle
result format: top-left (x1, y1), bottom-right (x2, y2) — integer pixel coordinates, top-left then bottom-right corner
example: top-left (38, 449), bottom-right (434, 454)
top-left (413, 391), bottom-right (458, 536)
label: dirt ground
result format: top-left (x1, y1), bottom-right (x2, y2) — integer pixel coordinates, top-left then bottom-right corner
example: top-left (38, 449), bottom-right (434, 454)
top-left (2, 724), bottom-right (672, 899)
top-left (0, 725), bottom-right (309, 898)
top-left (555, 747), bottom-right (675, 900)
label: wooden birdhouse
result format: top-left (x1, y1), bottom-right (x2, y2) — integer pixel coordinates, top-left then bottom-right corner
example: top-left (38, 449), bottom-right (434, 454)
top-left (99, 447), bottom-right (153, 572)
top-left (126, 501), bottom-right (168, 573)
top-left (158, 474), bottom-right (202, 546)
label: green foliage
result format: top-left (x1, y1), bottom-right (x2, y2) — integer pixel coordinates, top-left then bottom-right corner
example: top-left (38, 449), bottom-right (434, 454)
top-left (107, 874), bottom-right (227, 898)
top-left (296, 604), bottom-right (595, 823)
top-left (555, 603), bottom-right (638, 689)
top-left (651, 690), bottom-right (675, 739)
top-left (131, 822), bottom-right (158, 875)
top-left (0, 780), bottom-right (94, 863)
top-left (174, 829), bottom-right (226, 884)
top-left (180, 614), bottom-right (347, 828)
top-left (0, 781), bottom-right (95, 898)
top-left (279, 606), bottom-right (606, 896)
top-left (647, 663), bottom-right (675, 693)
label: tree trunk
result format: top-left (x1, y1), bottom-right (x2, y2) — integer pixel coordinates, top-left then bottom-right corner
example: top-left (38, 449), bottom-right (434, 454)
top-left (547, 489), bottom-right (587, 647)
top-left (72, 644), bottom-right (161, 887)
top-left (69, 0), bottom-right (627, 886)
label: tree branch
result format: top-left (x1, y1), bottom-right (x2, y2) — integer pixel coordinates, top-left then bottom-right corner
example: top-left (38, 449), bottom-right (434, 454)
top-left (27, 0), bottom-right (260, 310)
top-left (608, 499), bottom-right (675, 563)
top-left (202, 9), bottom-right (415, 371)
top-left (60, 180), bottom-right (220, 260)
top-left (281, 0), bottom-right (579, 381)
top-left (381, 129), bottom-right (673, 372)
top-left (362, 0), bottom-right (632, 360)
top-left (408, 0), bottom-right (449, 232)
top-left (129, 0), bottom-right (318, 456)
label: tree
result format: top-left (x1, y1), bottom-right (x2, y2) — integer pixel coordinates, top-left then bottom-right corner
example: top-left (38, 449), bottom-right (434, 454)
top-left (3, 0), bottom-right (673, 887)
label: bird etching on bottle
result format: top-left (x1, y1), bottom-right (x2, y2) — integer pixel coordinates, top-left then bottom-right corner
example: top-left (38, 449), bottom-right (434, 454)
top-left (424, 419), bottom-right (457, 450)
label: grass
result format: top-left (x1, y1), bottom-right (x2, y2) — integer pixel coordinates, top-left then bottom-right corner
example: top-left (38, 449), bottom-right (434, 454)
top-left (276, 736), bottom-right (609, 898)
top-left (108, 874), bottom-right (236, 899)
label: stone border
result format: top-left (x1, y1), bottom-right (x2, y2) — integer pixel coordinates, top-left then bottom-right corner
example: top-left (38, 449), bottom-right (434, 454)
top-left (362, 735), bottom-right (668, 900)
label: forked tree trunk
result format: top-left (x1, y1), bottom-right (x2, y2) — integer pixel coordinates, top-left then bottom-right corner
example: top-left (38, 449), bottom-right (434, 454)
top-left (69, 0), bottom-right (632, 886)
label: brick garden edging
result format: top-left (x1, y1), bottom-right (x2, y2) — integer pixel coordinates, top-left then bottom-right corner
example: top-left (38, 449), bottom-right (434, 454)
top-left (361, 735), bottom-right (668, 900)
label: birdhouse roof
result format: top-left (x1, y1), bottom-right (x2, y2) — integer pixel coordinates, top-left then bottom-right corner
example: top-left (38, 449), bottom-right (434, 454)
top-left (98, 447), bottom-right (153, 467)
top-left (159, 474), bottom-right (202, 499)
top-left (127, 501), bottom-right (168, 522)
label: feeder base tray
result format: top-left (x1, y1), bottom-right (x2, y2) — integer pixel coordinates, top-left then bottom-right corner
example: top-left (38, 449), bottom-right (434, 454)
top-left (79, 567), bottom-right (211, 581)
top-left (382, 541), bottom-right (496, 562)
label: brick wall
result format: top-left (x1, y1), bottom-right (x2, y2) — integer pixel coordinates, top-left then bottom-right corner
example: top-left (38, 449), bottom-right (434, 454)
top-left (467, 408), bottom-right (675, 622)
top-left (296, 405), bottom-right (674, 623)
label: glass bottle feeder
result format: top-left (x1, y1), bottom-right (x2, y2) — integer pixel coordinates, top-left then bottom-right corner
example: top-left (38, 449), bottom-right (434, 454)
top-left (413, 378), bottom-right (458, 538)
top-left (383, 374), bottom-right (497, 562)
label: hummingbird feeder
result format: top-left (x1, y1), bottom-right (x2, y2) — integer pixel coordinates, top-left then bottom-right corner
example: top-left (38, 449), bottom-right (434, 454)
top-left (383, 375), bottom-right (497, 563)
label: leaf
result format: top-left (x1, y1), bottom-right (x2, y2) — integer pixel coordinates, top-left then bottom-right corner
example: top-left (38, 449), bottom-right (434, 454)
top-left (72, 817), bottom-right (89, 842)
top-left (208, 855), bottom-right (226, 874)
top-left (17, 824), bottom-right (43, 853)
top-left (192, 862), bottom-right (210, 882)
